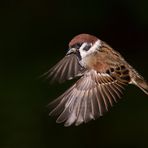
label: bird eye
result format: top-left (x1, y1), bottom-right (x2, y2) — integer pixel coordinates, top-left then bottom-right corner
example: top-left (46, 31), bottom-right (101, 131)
top-left (83, 44), bottom-right (92, 51)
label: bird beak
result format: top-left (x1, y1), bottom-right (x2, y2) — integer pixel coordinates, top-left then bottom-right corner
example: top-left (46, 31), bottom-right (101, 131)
top-left (66, 48), bottom-right (77, 55)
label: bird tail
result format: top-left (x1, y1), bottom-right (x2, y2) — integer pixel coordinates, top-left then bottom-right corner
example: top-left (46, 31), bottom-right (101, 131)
top-left (132, 75), bottom-right (148, 95)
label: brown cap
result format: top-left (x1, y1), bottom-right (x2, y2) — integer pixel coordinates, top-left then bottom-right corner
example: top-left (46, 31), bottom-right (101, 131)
top-left (69, 33), bottom-right (98, 48)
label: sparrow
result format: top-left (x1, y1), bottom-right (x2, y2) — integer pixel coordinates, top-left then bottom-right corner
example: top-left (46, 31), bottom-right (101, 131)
top-left (44, 33), bottom-right (148, 127)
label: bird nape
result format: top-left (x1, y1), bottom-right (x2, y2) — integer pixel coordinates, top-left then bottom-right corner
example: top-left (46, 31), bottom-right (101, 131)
top-left (44, 33), bottom-right (148, 127)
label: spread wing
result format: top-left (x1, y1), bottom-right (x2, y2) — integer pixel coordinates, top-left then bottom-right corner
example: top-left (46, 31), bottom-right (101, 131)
top-left (43, 53), bottom-right (85, 83)
top-left (49, 69), bottom-right (128, 126)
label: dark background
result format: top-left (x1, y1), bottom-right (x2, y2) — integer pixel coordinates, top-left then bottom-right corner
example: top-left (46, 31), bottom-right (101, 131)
top-left (1, 0), bottom-right (148, 148)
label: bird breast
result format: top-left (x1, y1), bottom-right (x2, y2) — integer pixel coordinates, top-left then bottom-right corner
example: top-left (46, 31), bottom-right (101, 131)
top-left (81, 52), bottom-right (110, 73)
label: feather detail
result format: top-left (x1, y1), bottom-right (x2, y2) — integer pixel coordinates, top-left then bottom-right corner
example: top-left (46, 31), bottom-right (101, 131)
top-left (49, 70), bottom-right (127, 126)
top-left (42, 54), bottom-right (85, 83)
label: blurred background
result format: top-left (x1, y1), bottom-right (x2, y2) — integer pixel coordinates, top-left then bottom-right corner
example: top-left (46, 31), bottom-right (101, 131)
top-left (1, 0), bottom-right (148, 148)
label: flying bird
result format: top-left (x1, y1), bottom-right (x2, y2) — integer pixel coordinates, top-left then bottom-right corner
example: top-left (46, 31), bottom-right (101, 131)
top-left (44, 33), bottom-right (148, 126)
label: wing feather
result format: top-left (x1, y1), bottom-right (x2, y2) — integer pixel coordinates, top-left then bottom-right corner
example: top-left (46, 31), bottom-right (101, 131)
top-left (49, 70), bottom-right (128, 126)
top-left (43, 54), bottom-right (85, 83)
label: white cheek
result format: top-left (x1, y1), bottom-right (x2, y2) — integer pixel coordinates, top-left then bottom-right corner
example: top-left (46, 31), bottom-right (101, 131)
top-left (89, 40), bottom-right (101, 53)
top-left (79, 49), bottom-right (88, 58)
top-left (79, 40), bottom-right (101, 58)
top-left (79, 43), bottom-right (88, 58)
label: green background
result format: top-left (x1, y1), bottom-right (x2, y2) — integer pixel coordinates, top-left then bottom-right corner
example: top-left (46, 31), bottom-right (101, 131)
top-left (1, 0), bottom-right (148, 148)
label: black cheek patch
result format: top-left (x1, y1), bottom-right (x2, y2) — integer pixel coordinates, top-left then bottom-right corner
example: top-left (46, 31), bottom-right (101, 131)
top-left (83, 44), bottom-right (91, 51)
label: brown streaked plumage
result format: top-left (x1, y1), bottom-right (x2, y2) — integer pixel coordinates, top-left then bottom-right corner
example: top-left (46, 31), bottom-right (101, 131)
top-left (44, 33), bottom-right (148, 126)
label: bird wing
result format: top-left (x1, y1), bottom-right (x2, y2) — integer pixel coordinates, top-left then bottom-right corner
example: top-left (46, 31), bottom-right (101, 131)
top-left (43, 53), bottom-right (85, 83)
top-left (49, 69), bottom-right (128, 126)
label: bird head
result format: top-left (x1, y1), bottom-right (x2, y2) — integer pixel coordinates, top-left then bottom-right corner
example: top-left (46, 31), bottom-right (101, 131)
top-left (67, 34), bottom-right (102, 58)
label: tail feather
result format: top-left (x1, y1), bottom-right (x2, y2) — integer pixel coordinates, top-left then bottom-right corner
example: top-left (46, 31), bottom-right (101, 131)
top-left (132, 76), bottom-right (148, 95)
